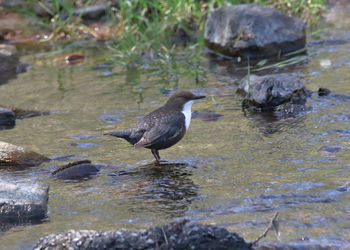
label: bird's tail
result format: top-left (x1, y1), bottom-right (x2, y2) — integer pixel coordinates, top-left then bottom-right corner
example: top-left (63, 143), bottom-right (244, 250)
top-left (104, 129), bottom-right (137, 145)
top-left (104, 130), bottom-right (130, 138)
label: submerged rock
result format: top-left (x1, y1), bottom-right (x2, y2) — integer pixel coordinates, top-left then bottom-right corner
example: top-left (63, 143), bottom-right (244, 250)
top-left (34, 220), bottom-right (251, 250)
top-left (239, 73), bottom-right (308, 111)
top-left (0, 141), bottom-right (50, 167)
top-left (52, 160), bottom-right (100, 180)
top-left (0, 174), bottom-right (49, 223)
top-left (204, 5), bottom-right (306, 59)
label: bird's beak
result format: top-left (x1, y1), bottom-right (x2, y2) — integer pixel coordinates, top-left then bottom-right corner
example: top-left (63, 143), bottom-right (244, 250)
top-left (194, 95), bottom-right (206, 100)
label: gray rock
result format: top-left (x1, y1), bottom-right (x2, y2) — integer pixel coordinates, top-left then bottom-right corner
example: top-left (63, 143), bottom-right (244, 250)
top-left (204, 5), bottom-right (306, 59)
top-left (238, 73), bottom-right (307, 109)
top-left (0, 141), bottom-right (50, 167)
top-left (34, 220), bottom-right (251, 250)
top-left (0, 107), bottom-right (15, 127)
top-left (0, 174), bottom-right (49, 222)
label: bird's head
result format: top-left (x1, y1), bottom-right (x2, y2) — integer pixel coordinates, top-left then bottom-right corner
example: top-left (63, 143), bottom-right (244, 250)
top-left (164, 91), bottom-right (206, 110)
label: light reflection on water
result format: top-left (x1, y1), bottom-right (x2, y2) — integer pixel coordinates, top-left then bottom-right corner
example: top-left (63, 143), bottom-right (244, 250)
top-left (1, 29), bottom-right (350, 249)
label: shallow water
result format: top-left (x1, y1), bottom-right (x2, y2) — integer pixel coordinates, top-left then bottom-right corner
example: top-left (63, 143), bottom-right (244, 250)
top-left (1, 23), bottom-right (350, 249)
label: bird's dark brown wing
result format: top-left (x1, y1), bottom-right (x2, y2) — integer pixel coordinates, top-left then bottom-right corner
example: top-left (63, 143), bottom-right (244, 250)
top-left (134, 110), bottom-right (185, 149)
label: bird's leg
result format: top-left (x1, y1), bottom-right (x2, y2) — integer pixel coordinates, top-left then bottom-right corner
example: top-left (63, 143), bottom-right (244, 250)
top-left (151, 149), bottom-right (161, 164)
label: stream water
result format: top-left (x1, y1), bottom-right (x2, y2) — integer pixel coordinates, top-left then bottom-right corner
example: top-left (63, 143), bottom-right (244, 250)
top-left (1, 17), bottom-right (350, 249)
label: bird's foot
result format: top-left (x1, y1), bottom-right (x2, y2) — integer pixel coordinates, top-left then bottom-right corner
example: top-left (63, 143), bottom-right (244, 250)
top-left (153, 159), bottom-right (168, 165)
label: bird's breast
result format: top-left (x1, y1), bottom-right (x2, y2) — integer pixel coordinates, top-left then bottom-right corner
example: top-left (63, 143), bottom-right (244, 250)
top-left (181, 100), bottom-right (193, 130)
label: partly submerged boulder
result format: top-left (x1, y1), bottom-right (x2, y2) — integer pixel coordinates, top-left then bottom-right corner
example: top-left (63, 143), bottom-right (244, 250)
top-left (0, 174), bottom-right (49, 223)
top-left (205, 4), bottom-right (306, 59)
top-left (238, 73), bottom-right (308, 110)
top-left (0, 141), bottom-right (50, 167)
top-left (34, 220), bottom-right (251, 250)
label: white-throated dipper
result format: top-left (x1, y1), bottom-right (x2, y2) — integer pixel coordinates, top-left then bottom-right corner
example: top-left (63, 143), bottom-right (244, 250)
top-left (104, 91), bottom-right (205, 164)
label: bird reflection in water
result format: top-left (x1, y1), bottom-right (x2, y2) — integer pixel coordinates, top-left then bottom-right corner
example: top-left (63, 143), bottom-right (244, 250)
top-left (109, 162), bottom-right (199, 218)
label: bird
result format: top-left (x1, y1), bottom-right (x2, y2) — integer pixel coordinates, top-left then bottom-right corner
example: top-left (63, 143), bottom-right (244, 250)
top-left (104, 91), bottom-right (206, 164)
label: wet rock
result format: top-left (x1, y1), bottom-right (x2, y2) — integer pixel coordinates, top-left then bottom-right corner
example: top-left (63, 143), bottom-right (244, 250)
top-left (0, 174), bottom-right (49, 222)
top-left (239, 74), bottom-right (308, 111)
top-left (0, 107), bottom-right (15, 128)
top-left (34, 220), bottom-right (251, 250)
top-left (192, 110), bottom-right (224, 121)
top-left (52, 160), bottom-right (100, 180)
top-left (0, 44), bottom-right (20, 84)
top-left (0, 105), bottom-right (50, 119)
top-left (0, 141), bottom-right (50, 167)
top-left (0, 44), bottom-right (19, 71)
top-left (204, 5), bottom-right (306, 59)
top-left (0, 105), bottom-right (50, 130)
top-left (318, 87), bottom-right (331, 96)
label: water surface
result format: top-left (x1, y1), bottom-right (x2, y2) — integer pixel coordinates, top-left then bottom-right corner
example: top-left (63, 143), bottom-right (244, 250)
top-left (1, 23), bottom-right (350, 249)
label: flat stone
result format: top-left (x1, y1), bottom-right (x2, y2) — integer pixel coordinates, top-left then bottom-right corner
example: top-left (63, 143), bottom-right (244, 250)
top-left (0, 141), bottom-right (50, 167)
top-left (205, 4), bottom-right (306, 59)
top-left (0, 174), bottom-right (49, 222)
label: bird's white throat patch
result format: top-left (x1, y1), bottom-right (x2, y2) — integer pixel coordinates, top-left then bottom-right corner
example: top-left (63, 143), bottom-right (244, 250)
top-left (182, 100), bottom-right (193, 130)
